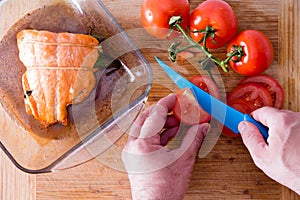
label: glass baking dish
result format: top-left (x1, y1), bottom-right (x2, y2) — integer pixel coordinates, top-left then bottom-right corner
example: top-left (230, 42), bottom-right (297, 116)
top-left (0, 0), bottom-right (152, 173)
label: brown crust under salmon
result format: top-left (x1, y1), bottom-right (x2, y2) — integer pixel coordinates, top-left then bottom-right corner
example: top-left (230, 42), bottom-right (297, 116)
top-left (17, 29), bottom-right (99, 127)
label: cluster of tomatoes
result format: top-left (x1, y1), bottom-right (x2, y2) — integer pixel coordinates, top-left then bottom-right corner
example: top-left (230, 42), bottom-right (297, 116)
top-left (141, 0), bottom-right (284, 137)
top-left (141, 0), bottom-right (274, 76)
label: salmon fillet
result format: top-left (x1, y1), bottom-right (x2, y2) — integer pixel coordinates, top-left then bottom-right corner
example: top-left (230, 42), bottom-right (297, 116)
top-left (17, 29), bottom-right (99, 126)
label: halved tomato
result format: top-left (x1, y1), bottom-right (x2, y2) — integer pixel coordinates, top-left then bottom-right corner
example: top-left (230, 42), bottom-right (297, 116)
top-left (238, 75), bottom-right (284, 109)
top-left (227, 82), bottom-right (273, 110)
top-left (221, 82), bottom-right (273, 137)
top-left (173, 75), bottom-right (220, 125)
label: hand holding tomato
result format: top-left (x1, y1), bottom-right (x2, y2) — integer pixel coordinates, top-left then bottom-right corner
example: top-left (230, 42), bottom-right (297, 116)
top-left (173, 75), bottom-right (220, 125)
top-left (238, 107), bottom-right (300, 195)
top-left (122, 94), bottom-right (210, 199)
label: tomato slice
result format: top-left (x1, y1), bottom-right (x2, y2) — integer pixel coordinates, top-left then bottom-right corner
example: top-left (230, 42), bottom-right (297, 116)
top-left (227, 82), bottom-right (273, 109)
top-left (238, 75), bottom-right (284, 109)
top-left (228, 99), bottom-right (256, 113)
top-left (221, 77), bottom-right (281, 137)
top-left (220, 99), bottom-right (255, 137)
top-left (173, 75), bottom-right (220, 125)
top-left (221, 83), bottom-right (273, 137)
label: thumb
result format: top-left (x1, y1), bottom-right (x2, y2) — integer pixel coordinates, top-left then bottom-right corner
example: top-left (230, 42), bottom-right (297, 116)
top-left (239, 121), bottom-right (268, 166)
top-left (177, 123), bottom-right (210, 158)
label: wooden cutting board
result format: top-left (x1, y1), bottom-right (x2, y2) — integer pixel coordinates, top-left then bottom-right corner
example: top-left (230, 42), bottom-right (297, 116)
top-left (1, 0), bottom-right (300, 199)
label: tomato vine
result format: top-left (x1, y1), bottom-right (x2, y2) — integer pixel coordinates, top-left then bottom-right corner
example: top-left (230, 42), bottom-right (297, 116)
top-left (168, 16), bottom-right (244, 74)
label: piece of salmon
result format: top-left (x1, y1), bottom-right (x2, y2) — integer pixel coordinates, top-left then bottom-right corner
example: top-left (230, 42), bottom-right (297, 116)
top-left (17, 29), bottom-right (99, 126)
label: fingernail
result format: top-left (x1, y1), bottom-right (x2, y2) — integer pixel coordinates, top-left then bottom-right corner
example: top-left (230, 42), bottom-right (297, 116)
top-left (238, 122), bottom-right (246, 133)
top-left (202, 123), bottom-right (210, 136)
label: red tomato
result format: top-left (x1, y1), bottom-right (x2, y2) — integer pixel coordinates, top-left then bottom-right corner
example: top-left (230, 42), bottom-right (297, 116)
top-left (239, 75), bottom-right (284, 109)
top-left (221, 82), bottom-right (275, 137)
top-left (173, 89), bottom-right (211, 125)
top-left (141, 0), bottom-right (190, 39)
top-left (228, 99), bottom-right (256, 114)
top-left (220, 99), bottom-right (254, 137)
top-left (190, 0), bottom-right (238, 49)
top-left (227, 82), bottom-right (273, 109)
top-left (227, 30), bottom-right (274, 76)
top-left (173, 75), bottom-right (220, 125)
top-left (189, 75), bottom-right (221, 99)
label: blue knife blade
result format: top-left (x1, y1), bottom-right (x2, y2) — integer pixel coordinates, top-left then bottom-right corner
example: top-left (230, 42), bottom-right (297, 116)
top-left (155, 56), bottom-right (269, 141)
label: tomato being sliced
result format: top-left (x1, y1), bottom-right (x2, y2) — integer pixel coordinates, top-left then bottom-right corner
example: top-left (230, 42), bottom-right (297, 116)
top-left (173, 89), bottom-right (211, 125)
top-left (227, 82), bottom-right (273, 110)
top-left (189, 75), bottom-right (221, 99)
top-left (173, 75), bottom-right (220, 125)
top-left (239, 75), bottom-right (284, 109)
top-left (190, 0), bottom-right (238, 49)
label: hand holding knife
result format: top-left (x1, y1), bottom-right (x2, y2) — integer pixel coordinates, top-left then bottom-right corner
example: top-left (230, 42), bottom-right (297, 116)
top-left (154, 56), bottom-right (269, 141)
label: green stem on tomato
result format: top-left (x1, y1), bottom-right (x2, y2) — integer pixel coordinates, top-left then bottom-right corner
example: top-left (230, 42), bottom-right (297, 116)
top-left (224, 45), bottom-right (245, 63)
top-left (171, 17), bottom-right (229, 72)
top-left (199, 56), bottom-right (217, 85)
top-left (169, 16), bottom-right (246, 74)
top-left (194, 25), bottom-right (216, 51)
top-left (176, 44), bottom-right (198, 53)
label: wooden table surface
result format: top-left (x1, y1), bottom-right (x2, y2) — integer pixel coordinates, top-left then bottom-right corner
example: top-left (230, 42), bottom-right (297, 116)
top-left (1, 0), bottom-right (300, 199)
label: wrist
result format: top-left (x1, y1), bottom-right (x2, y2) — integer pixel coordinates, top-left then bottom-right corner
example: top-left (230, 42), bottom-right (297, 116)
top-left (128, 173), bottom-right (185, 200)
top-left (129, 174), bottom-right (167, 200)
top-left (131, 187), bottom-right (185, 200)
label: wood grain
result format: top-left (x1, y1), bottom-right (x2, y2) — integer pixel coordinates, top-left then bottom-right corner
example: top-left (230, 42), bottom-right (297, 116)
top-left (279, 0), bottom-right (300, 112)
top-left (278, 0), bottom-right (300, 199)
top-left (0, 152), bottom-right (36, 200)
top-left (0, 0), bottom-right (299, 199)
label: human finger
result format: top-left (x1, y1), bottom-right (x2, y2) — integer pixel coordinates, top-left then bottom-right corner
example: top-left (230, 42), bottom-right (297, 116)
top-left (175, 123), bottom-right (210, 159)
top-left (238, 121), bottom-right (268, 168)
top-left (128, 104), bottom-right (155, 140)
top-left (139, 94), bottom-right (176, 139)
top-left (250, 106), bottom-right (280, 127)
top-left (160, 126), bottom-right (180, 146)
top-left (164, 114), bottom-right (180, 128)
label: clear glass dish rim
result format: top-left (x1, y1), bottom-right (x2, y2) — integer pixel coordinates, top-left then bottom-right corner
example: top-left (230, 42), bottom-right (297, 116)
top-left (0, 0), bottom-right (153, 174)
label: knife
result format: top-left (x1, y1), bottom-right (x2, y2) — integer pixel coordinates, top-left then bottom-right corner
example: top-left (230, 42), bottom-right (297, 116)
top-left (154, 56), bottom-right (269, 141)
